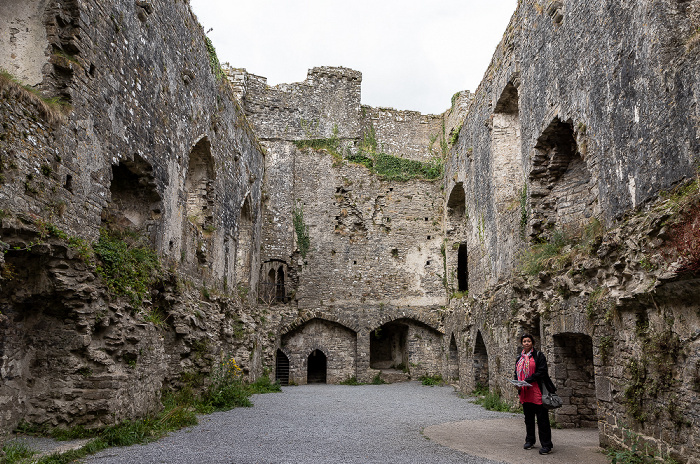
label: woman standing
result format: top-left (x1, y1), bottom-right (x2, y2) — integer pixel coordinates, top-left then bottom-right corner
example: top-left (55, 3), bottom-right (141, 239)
top-left (514, 333), bottom-right (555, 455)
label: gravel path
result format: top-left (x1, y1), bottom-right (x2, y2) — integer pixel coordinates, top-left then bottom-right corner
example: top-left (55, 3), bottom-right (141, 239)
top-left (86, 382), bottom-right (516, 464)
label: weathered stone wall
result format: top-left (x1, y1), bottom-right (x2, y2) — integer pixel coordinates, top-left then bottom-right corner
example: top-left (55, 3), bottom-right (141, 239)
top-left (442, 1), bottom-right (700, 461)
top-left (234, 66), bottom-right (363, 141)
top-left (0, 0), bottom-right (266, 436)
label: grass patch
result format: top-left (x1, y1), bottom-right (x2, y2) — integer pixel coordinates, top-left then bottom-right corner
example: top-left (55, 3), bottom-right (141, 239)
top-left (347, 151), bottom-right (442, 181)
top-left (339, 376), bottom-right (363, 385)
top-left (1, 442), bottom-right (37, 464)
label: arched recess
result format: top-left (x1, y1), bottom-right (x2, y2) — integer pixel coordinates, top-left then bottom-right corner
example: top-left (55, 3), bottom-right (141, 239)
top-left (275, 349), bottom-right (290, 386)
top-left (369, 317), bottom-right (443, 378)
top-left (280, 318), bottom-right (357, 384)
top-left (103, 154), bottom-right (162, 242)
top-left (448, 333), bottom-right (459, 381)
top-left (236, 195), bottom-right (253, 286)
top-left (185, 138), bottom-right (215, 228)
top-left (447, 183), bottom-right (466, 225)
top-left (552, 333), bottom-right (598, 428)
top-left (473, 331), bottom-right (489, 390)
top-left (307, 349), bottom-right (327, 384)
top-left (0, 1), bottom-right (50, 86)
top-left (183, 137), bottom-right (216, 266)
top-left (370, 321), bottom-right (409, 369)
top-left (446, 183), bottom-right (468, 295)
top-left (529, 118), bottom-right (596, 240)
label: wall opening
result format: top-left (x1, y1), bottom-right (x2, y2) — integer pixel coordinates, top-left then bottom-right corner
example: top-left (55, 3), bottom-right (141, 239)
top-left (448, 333), bottom-right (459, 381)
top-left (307, 349), bottom-right (327, 384)
top-left (529, 118), bottom-right (595, 240)
top-left (457, 243), bottom-right (468, 292)
top-left (103, 155), bottom-right (162, 241)
top-left (276, 266), bottom-right (285, 302)
top-left (552, 333), bottom-right (597, 428)
top-left (236, 195), bottom-right (253, 286)
top-left (447, 183), bottom-right (466, 220)
top-left (370, 321), bottom-right (408, 369)
top-left (473, 331), bottom-right (489, 390)
top-left (275, 349), bottom-right (290, 386)
top-left (185, 138), bottom-right (215, 228)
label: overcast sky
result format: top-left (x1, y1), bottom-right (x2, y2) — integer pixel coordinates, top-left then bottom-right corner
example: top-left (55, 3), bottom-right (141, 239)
top-left (189, 0), bottom-right (518, 115)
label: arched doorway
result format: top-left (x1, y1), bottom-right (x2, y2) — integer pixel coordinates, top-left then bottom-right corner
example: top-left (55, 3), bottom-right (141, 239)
top-left (307, 349), bottom-right (327, 384)
top-left (473, 331), bottom-right (489, 390)
top-left (275, 349), bottom-right (290, 386)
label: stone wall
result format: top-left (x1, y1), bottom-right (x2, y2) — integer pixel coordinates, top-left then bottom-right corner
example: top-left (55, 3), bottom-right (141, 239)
top-left (442, 1), bottom-right (700, 461)
top-left (0, 0), bottom-right (267, 435)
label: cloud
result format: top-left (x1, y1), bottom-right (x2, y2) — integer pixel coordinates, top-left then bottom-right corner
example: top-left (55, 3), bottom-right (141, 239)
top-left (191, 0), bottom-right (517, 114)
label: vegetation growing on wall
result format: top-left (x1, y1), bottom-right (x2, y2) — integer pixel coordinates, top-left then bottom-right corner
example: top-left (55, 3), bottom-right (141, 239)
top-left (93, 228), bottom-right (161, 307)
top-left (292, 202), bottom-right (310, 258)
top-left (294, 123), bottom-right (443, 181)
top-left (0, 69), bottom-right (69, 124)
top-left (204, 37), bottom-right (224, 81)
top-left (517, 218), bottom-right (604, 276)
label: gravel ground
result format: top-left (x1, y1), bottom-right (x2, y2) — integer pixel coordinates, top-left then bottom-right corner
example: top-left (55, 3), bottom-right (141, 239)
top-left (85, 382), bottom-right (516, 464)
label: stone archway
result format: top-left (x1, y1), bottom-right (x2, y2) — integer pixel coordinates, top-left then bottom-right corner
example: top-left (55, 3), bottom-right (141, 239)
top-left (370, 321), bottom-right (408, 370)
top-left (552, 333), bottom-right (597, 428)
top-left (307, 349), bottom-right (327, 384)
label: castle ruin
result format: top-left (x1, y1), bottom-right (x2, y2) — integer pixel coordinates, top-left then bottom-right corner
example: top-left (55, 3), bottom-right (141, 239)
top-left (1, 0), bottom-right (700, 462)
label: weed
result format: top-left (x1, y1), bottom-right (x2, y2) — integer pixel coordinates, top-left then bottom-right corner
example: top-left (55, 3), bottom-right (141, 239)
top-left (93, 228), bottom-right (161, 307)
top-left (419, 374), bottom-right (443, 386)
top-left (472, 390), bottom-right (518, 412)
top-left (371, 374), bottom-right (386, 385)
top-left (339, 376), bottom-right (362, 385)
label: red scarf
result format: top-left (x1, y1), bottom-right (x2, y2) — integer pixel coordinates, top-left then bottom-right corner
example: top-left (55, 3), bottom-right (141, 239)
top-left (517, 350), bottom-right (533, 381)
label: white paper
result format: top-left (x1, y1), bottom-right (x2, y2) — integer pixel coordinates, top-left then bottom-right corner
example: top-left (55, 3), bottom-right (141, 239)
top-left (509, 379), bottom-right (532, 387)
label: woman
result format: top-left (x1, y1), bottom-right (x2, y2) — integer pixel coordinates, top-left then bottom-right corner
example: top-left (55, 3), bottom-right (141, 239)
top-left (514, 333), bottom-right (555, 455)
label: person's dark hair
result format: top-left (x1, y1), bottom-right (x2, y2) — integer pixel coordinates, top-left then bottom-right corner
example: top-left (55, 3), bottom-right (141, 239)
top-left (520, 333), bottom-right (534, 343)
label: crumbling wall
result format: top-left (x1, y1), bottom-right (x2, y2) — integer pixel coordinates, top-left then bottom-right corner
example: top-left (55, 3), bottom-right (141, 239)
top-left (0, 0), bottom-right (266, 435)
top-left (443, 0), bottom-right (700, 461)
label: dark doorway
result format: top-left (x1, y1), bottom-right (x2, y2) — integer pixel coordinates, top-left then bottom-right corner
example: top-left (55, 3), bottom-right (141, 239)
top-left (369, 322), bottom-right (408, 369)
top-left (473, 331), bottom-right (489, 390)
top-left (307, 349), bottom-right (327, 384)
top-left (275, 349), bottom-right (290, 386)
top-left (457, 243), bottom-right (468, 292)
top-left (276, 266), bottom-right (285, 302)
top-left (448, 333), bottom-right (459, 381)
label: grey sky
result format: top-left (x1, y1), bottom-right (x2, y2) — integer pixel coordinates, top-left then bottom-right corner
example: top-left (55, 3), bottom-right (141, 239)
top-left (189, 0), bottom-right (518, 115)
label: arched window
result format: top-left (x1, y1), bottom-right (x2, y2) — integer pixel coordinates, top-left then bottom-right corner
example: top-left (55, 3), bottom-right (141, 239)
top-left (473, 331), bottom-right (489, 390)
